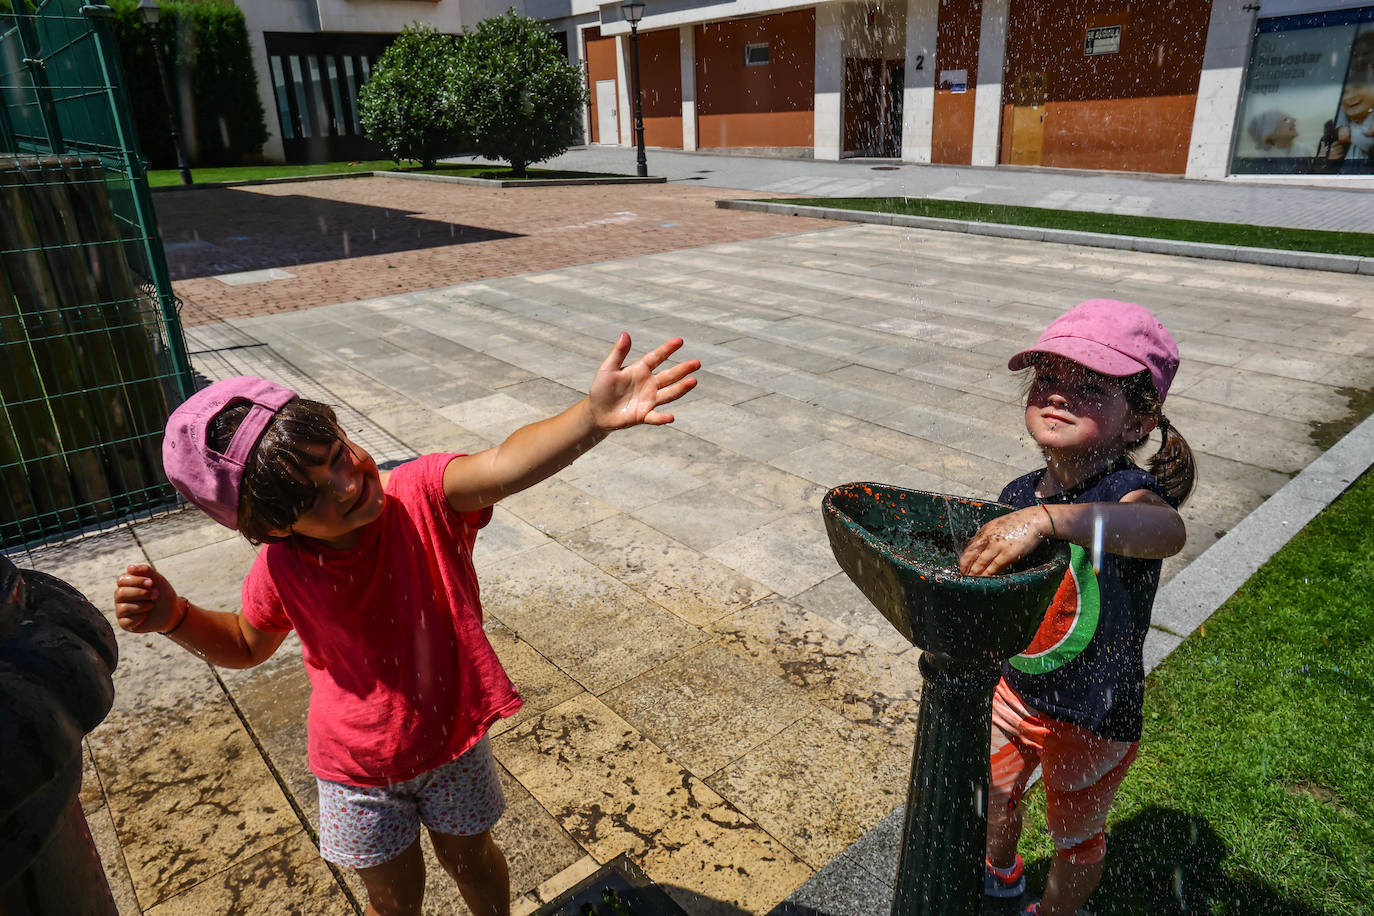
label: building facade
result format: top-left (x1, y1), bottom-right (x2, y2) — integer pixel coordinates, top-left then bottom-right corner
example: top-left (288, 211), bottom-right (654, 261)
top-left (564, 0), bottom-right (1374, 178)
top-left (237, 0), bottom-right (514, 163)
top-left (238, 0), bottom-right (1374, 179)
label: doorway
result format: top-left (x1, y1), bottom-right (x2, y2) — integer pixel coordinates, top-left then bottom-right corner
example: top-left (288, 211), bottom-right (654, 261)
top-left (843, 57), bottom-right (883, 155)
top-left (1009, 71), bottom-right (1046, 165)
top-left (884, 61), bottom-right (904, 157)
top-left (595, 79), bottom-right (619, 144)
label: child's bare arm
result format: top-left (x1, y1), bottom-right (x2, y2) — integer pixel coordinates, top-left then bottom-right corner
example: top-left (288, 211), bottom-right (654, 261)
top-left (959, 490), bottom-right (1186, 577)
top-left (114, 563), bottom-right (286, 668)
top-left (443, 333), bottom-right (699, 513)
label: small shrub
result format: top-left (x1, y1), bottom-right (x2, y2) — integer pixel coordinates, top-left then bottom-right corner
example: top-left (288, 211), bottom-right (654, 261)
top-left (451, 11), bottom-right (585, 176)
top-left (358, 23), bottom-right (464, 169)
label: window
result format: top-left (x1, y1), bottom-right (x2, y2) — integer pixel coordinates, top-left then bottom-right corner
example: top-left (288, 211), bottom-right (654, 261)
top-left (745, 42), bottom-right (770, 66)
top-left (1230, 10), bottom-right (1374, 175)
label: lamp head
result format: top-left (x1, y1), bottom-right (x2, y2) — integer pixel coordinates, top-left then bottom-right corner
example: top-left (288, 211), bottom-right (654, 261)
top-left (621, 1), bottom-right (645, 25)
top-left (136, 0), bottom-right (160, 26)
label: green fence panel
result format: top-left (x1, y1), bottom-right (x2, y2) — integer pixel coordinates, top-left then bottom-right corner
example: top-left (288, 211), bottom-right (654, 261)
top-left (1, 0), bottom-right (195, 549)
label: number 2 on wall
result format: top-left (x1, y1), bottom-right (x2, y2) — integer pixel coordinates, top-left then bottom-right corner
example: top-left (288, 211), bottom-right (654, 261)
top-left (914, 55), bottom-right (924, 70)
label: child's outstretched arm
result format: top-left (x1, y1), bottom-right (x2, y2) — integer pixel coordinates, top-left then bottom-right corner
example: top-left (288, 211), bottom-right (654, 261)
top-left (443, 333), bottom-right (700, 513)
top-left (114, 563), bottom-right (286, 668)
top-left (958, 489), bottom-right (1186, 577)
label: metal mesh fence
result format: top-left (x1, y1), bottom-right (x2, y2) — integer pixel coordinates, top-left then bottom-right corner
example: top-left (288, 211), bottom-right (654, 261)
top-left (1, 1), bottom-right (194, 549)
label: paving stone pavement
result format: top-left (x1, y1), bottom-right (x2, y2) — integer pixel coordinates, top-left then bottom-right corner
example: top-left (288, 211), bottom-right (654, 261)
top-left (13, 220), bottom-right (1374, 915)
top-left (154, 177), bottom-right (830, 325)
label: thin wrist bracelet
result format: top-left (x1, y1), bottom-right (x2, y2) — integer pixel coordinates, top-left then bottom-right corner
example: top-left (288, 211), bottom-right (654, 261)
top-left (1040, 503), bottom-right (1057, 539)
top-left (162, 596), bottom-right (190, 635)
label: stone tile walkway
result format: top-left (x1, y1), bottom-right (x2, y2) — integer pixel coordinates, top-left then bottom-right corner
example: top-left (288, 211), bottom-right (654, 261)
top-left (14, 212), bottom-right (1374, 914)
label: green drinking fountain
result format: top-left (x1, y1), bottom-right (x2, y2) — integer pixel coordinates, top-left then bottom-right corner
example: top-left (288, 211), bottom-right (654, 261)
top-left (822, 483), bottom-right (1070, 916)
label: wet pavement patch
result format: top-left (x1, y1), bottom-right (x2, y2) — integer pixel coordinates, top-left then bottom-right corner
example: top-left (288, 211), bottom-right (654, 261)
top-left (1308, 384), bottom-right (1374, 450)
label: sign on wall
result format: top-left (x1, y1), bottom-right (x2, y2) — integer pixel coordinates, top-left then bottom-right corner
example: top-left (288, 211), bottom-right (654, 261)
top-left (940, 68), bottom-right (967, 92)
top-left (1084, 25), bottom-right (1122, 55)
top-left (1231, 6), bottom-right (1374, 175)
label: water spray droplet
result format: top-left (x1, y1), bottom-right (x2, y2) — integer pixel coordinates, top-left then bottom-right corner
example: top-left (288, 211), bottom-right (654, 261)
top-left (1091, 507), bottom-right (1105, 574)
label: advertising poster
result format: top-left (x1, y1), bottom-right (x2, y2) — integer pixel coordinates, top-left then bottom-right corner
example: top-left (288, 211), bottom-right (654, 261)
top-left (1231, 8), bottom-right (1374, 174)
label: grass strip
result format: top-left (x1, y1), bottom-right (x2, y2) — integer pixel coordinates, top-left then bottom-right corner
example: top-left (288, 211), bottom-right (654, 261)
top-left (768, 197), bottom-right (1374, 258)
top-left (146, 160), bottom-right (398, 186)
top-left (147, 161), bottom-right (627, 187)
top-left (1013, 468), bottom-right (1374, 914)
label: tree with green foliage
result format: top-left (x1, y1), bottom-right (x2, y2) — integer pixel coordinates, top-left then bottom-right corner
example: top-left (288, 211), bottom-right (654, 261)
top-left (358, 23), bottom-right (464, 169)
top-left (107, 0), bottom-right (267, 167)
top-left (450, 11), bottom-right (585, 176)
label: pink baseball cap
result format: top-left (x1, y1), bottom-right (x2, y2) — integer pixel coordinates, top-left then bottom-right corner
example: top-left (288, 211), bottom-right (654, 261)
top-left (162, 376), bottom-right (297, 529)
top-left (1008, 299), bottom-right (1179, 400)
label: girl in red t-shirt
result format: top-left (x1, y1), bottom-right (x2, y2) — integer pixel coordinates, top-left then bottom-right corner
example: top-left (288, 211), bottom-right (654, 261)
top-left (114, 334), bottom-right (698, 916)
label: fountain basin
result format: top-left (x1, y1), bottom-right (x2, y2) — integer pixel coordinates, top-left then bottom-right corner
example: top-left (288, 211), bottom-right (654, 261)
top-left (822, 482), bottom-right (1070, 663)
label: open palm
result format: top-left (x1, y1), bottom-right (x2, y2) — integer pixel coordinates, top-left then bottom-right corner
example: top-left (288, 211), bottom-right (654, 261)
top-left (588, 333), bottom-right (700, 430)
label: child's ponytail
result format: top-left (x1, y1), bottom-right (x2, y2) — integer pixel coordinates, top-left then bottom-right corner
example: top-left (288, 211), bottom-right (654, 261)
top-left (1146, 414), bottom-right (1195, 506)
top-left (1121, 372), bottom-right (1195, 506)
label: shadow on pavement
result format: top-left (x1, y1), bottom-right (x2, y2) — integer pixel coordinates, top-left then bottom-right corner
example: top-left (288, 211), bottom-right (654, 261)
top-left (153, 187), bottom-right (521, 280)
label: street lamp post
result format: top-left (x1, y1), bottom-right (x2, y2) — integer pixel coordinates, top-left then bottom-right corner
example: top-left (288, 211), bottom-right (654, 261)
top-left (136, 0), bottom-right (192, 186)
top-left (621, 1), bottom-right (647, 178)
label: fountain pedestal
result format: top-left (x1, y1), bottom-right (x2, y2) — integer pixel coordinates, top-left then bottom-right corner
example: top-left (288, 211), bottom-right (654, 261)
top-left (1, 555), bottom-right (120, 915)
top-left (822, 483), bottom-right (1069, 916)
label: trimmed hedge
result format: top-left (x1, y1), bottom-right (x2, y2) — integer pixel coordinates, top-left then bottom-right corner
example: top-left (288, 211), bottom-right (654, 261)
top-left (107, 0), bottom-right (267, 167)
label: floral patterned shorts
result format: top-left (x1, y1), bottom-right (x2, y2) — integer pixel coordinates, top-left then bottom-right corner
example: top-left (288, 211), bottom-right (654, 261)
top-left (316, 737), bottom-right (505, 870)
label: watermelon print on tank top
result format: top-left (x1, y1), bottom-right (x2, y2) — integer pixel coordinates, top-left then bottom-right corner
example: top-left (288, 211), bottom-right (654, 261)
top-left (998, 462), bottom-right (1176, 743)
top-left (1010, 543), bottom-right (1099, 675)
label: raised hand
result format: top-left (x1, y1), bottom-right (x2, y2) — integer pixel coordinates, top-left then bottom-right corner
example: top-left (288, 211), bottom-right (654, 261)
top-left (114, 563), bottom-right (181, 633)
top-left (588, 333), bottom-right (700, 431)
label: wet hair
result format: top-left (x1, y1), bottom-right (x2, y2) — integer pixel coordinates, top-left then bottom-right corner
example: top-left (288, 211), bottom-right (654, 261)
top-left (1116, 371), bottom-right (1196, 505)
top-left (207, 397), bottom-right (342, 544)
top-left (1021, 360), bottom-right (1196, 505)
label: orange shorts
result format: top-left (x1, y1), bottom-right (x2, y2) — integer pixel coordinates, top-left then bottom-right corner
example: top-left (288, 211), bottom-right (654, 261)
top-left (989, 677), bottom-right (1137, 865)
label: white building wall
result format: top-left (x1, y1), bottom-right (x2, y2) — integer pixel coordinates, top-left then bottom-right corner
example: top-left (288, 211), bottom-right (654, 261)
top-left (617, 34), bottom-right (633, 145)
top-left (813, 3), bottom-right (845, 160)
top-left (312, 0), bottom-right (472, 32)
top-left (237, 1), bottom-right (319, 163)
top-left (1186, 0), bottom-right (1261, 179)
top-left (680, 25), bottom-right (698, 151)
top-left (968, 0), bottom-right (1006, 167)
top-left (598, 0), bottom-right (832, 36)
top-left (902, 0), bottom-right (936, 162)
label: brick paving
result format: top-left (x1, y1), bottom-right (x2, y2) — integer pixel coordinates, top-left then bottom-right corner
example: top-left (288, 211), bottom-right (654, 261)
top-left (154, 176), bottom-right (832, 325)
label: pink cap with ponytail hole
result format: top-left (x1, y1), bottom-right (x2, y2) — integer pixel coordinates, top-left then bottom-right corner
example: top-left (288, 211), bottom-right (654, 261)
top-left (162, 376), bottom-right (297, 529)
top-left (1008, 299), bottom-right (1179, 400)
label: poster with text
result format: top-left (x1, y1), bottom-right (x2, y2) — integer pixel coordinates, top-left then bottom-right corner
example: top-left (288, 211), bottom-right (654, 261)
top-left (1231, 8), bottom-right (1374, 174)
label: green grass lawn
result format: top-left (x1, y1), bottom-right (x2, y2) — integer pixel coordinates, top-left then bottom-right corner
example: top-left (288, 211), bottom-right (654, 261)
top-left (1012, 469), bottom-right (1374, 914)
top-left (146, 160), bottom-right (627, 187)
top-left (768, 197), bottom-right (1374, 258)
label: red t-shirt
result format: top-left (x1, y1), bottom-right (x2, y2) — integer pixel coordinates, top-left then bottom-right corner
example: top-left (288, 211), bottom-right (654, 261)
top-left (241, 453), bottom-right (522, 786)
